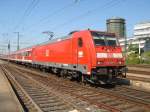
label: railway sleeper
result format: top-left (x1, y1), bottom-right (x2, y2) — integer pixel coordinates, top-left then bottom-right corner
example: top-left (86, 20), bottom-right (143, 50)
top-left (123, 106), bottom-right (146, 112)
top-left (38, 102), bottom-right (65, 108)
top-left (118, 104), bottom-right (137, 111)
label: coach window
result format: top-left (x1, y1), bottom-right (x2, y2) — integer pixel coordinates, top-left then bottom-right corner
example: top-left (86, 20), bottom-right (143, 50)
top-left (28, 51), bottom-right (31, 56)
top-left (78, 38), bottom-right (83, 47)
top-left (26, 51), bottom-right (29, 56)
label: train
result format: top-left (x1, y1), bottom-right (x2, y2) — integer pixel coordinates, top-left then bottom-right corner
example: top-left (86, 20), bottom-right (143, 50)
top-left (2, 30), bottom-right (126, 84)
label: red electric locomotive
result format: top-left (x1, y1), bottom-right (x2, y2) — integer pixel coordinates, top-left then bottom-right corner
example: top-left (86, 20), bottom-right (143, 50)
top-left (5, 30), bottom-right (126, 84)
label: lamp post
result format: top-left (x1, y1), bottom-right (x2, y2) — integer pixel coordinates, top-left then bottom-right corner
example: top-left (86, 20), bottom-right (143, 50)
top-left (14, 32), bottom-right (20, 50)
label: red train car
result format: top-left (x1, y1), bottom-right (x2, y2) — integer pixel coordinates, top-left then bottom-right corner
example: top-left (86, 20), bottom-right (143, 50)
top-left (5, 30), bottom-right (126, 84)
top-left (8, 47), bottom-right (33, 64)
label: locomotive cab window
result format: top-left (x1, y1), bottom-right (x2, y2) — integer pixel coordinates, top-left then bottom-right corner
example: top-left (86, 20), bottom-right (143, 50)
top-left (106, 37), bottom-right (117, 46)
top-left (78, 38), bottom-right (83, 47)
top-left (91, 32), bottom-right (105, 46)
top-left (91, 31), bottom-right (118, 46)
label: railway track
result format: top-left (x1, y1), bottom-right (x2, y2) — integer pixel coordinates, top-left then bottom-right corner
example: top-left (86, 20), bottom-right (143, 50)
top-left (1, 65), bottom-right (95, 112)
top-left (127, 70), bottom-right (150, 77)
top-left (2, 63), bottom-right (150, 112)
top-left (127, 65), bottom-right (150, 82)
top-left (127, 75), bottom-right (150, 83)
top-left (128, 64), bottom-right (150, 68)
top-left (127, 65), bottom-right (150, 76)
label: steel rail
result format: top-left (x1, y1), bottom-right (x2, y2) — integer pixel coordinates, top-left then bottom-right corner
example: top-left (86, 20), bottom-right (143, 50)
top-left (7, 64), bottom-right (150, 112)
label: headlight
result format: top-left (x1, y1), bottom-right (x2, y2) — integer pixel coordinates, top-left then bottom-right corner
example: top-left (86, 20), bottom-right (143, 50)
top-left (97, 61), bottom-right (104, 64)
top-left (118, 61), bottom-right (122, 64)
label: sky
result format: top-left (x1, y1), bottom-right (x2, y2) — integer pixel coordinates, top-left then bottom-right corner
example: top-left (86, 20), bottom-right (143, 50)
top-left (0, 0), bottom-right (150, 52)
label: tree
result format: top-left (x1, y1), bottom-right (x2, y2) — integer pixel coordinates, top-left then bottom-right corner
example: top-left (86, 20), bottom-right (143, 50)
top-left (142, 51), bottom-right (150, 64)
top-left (128, 44), bottom-right (139, 53)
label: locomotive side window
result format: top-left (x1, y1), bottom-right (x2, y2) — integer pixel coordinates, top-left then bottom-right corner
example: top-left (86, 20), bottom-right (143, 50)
top-left (28, 51), bottom-right (31, 56)
top-left (78, 38), bottom-right (83, 47)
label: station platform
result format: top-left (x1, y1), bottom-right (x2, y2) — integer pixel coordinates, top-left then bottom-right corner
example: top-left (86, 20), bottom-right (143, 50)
top-left (0, 61), bottom-right (23, 112)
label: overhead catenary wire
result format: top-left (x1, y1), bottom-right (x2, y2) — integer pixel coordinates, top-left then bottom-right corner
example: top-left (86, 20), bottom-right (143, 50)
top-left (51, 0), bottom-right (124, 31)
top-left (24, 0), bottom-right (84, 31)
top-left (87, 0), bottom-right (125, 28)
top-left (13, 0), bottom-right (40, 31)
top-left (11, 0), bottom-right (125, 47)
top-left (1, 0), bottom-right (39, 52)
top-left (26, 0), bottom-right (124, 34)
top-left (24, 0), bottom-right (40, 18)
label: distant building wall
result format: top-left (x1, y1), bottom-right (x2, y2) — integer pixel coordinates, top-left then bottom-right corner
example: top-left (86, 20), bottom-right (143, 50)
top-left (134, 22), bottom-right (150, 38)
top-left (107, 17), bottom-right (126, 38)
top-left (119, 38), bottom-right (146, 49)
top-left (119, 21), bottom-right (150, 53)
top-left (144, 39), bottom-right (150, 52)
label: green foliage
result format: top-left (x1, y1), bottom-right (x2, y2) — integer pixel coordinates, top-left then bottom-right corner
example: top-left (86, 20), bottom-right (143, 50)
top-left (141, 51), bottom-right (150, 64)
top-left (126, 44), bottom-right (146, 64)
top-left (126, 53), bottom-right (140, 65)
top-left (128, 44), bottom-right (139, 53)
top-left (143, 50), bottom-right (150, 56)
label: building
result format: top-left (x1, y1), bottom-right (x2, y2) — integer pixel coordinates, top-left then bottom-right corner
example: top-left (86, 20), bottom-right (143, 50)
top-left (119, 21), bottom-right (150, 55)
top-left (133, 21), bottom-right (150, 54)
top-left (134, 22), bottom-right (150, 38)
top-left (119, 37), bottom-right (145, 52)
top-left (107, 17), bottom-right (126, 38)
top-left (144, 39), bottom-right (150, 51)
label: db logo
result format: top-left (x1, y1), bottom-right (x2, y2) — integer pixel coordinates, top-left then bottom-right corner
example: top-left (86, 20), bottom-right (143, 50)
top-left (107, 53), bottom-right (112, 58)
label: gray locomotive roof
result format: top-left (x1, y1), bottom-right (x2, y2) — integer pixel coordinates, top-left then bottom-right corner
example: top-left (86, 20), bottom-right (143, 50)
top-left (24, 34), bottom-right (72, 49)
top-left (37, 35), bottom-right (72, 46)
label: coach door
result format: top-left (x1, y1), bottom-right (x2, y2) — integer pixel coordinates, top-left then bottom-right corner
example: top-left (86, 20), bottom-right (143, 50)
top-left (32, 48), bottom-right (36, 63)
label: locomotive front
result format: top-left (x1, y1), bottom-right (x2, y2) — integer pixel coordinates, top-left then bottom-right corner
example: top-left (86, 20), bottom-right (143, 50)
top-left (90, 31), bottom-right (126, 84)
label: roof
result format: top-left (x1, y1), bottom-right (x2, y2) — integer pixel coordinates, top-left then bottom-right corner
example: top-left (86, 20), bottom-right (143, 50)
top-left (107, 17), bottom-right (125, 20)
top-left (137, 21), bottom-right (150, 25)
top-left (9, 29), bottom-right (116, 54)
